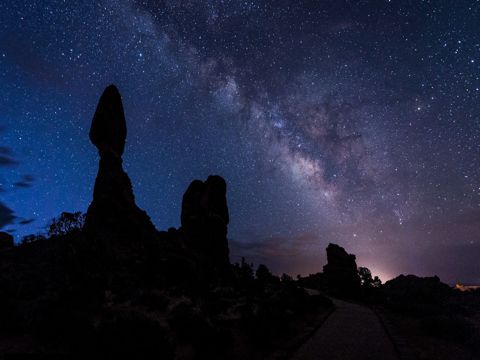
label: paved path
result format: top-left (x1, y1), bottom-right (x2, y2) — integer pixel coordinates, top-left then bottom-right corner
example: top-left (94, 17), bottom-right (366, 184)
top-left (292, 299), bottom-right (399, 360)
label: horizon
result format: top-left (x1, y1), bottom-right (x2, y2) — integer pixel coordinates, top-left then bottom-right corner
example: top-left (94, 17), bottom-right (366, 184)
top-left (1, 1), bottom-right (479, 284)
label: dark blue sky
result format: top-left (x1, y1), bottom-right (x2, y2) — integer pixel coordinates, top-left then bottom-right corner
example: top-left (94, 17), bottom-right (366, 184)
top-left (1, 0), bottom-right (479, 283)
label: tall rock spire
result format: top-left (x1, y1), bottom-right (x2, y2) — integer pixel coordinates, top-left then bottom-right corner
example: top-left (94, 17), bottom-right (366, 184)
top-left (84, 85), bottom-right (155, 241)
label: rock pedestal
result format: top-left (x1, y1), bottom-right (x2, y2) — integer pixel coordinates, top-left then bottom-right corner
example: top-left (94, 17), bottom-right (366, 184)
top-left (84, 85), bottom-right (156, 243)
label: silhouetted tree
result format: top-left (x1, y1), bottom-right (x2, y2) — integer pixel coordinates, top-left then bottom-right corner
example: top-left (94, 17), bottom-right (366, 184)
top-left (372, 276), bottom-right (382, 288)
top-left (232, 257), bottom-right (254, 281)
top-left (358, 267), bottom-right (374, 288)
top-left (256, 264), bottom-right (272, 282)
top-left (238, 257), bottom-right (254, 279)
top-left (255, 264), bottom-right (280, 286)
top-left (47, 211), bottom-right (85, 237)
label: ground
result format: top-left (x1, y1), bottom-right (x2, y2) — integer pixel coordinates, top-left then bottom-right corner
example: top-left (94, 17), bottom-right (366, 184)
top-left (292, 299), bottom-right (399, 360)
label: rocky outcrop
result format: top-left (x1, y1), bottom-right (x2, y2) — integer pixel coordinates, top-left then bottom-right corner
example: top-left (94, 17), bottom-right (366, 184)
top-left (181, 175), bottom-right (230, 271)
top-left (84, 85), bottom-right (156, 243)
top-left (384, 274), bottom-right (451, 305)
top-left (0, 232), bottom-right (13, 249)
top-left (323, 243), bottom-right (361, 298)
top-left (83, 84), bottom-right (232, 283)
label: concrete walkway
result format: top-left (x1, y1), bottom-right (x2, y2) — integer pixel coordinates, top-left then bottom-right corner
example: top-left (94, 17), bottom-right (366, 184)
top-left (292, 299), bottom-right (399, 360)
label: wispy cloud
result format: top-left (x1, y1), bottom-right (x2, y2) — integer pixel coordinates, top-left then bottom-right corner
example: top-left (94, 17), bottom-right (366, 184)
top-left (0, 202), bottom-right (16, 229)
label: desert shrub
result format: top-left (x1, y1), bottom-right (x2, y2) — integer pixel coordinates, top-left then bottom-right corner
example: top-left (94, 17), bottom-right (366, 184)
top-left (21, 234), bottom-right (46, 245)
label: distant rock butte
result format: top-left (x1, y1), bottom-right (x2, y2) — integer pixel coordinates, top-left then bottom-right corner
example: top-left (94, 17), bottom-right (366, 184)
top-left (384, 274), bottom-right (451, 304)
top-left (323, 243), bottom-right (361, 298)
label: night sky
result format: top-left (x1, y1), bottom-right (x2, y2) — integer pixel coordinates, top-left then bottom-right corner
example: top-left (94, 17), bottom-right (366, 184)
top-left (1, 1), bottom-right (479, 284)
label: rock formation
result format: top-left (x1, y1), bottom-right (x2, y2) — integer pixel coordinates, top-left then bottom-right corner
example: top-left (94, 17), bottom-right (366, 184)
top-left (84, 85), bottom-right (156, 242)
top-left (384, 274), bottom-right (451, 305)
top-left (181, 175), bottom-right (230, 271)
top-left (0, 232), bottom-right (13, 249)
top-left (323, 243), bottom-right (361, 298)
top-left (0, 85), bottom-right (337, 359)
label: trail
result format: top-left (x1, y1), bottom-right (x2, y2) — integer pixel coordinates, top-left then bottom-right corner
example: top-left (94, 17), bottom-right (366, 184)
top-left (291, 299), bottom-right (399, 360)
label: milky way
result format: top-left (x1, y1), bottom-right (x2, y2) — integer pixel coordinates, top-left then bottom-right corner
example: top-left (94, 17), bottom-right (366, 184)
top-left (1, 1), bottom-right (479, 283)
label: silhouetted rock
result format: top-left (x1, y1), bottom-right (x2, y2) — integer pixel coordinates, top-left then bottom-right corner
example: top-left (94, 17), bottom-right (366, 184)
top-left (323, 243), bottom-right (361, 298)
top-left (203, 175), bottom-right (229, 225)
top-left (384, 274), bottom-right (451, 306)
top-left (89, 85), bottom-right (127, 157)
top-left (84, 85), bottom-right (156, 241)
top-left (0, 231), bottom-right (13, 249)
top-left (181, 179), bottom-right (205, 229)
top-left (181, 175), bottom-right (230, 272)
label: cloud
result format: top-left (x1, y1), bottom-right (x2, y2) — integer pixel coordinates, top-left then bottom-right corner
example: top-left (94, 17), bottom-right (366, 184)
top-left (18, 218), bottom-right (35, 225)
top-left (13, 174), bottom-right (35, 189)
top-left (0, 129), bottom-right (19, 167)
top-left (0, 155), bottom-right (18, 167)
top-left (13, 182), bottom-right (32, 188)
top-left (0, 202), bottom-right (16, 229)
top-left (0, 146), bottom-right (13, 155)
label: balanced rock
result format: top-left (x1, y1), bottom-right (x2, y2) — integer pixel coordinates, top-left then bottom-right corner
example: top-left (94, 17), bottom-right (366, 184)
top-left (0, 232), bottom-right (13, 249)
top-left (323, 243), bottom-right (361, 298)
top-left (89, 85), bottom-right (127, 157)
top-left (84, 85), bottom-right (155, 242)
top-left (181, 175), bottom-right (230, 270)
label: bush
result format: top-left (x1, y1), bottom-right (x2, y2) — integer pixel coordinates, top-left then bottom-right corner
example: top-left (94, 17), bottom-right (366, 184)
top-left (21, 234), bottom-right (46, 245)
top-left (48, 211), bottom-right (85, 237)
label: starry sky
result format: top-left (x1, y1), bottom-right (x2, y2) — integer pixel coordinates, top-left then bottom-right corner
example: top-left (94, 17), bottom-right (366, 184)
top-left (1, 1), bottom-right (479, 284)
